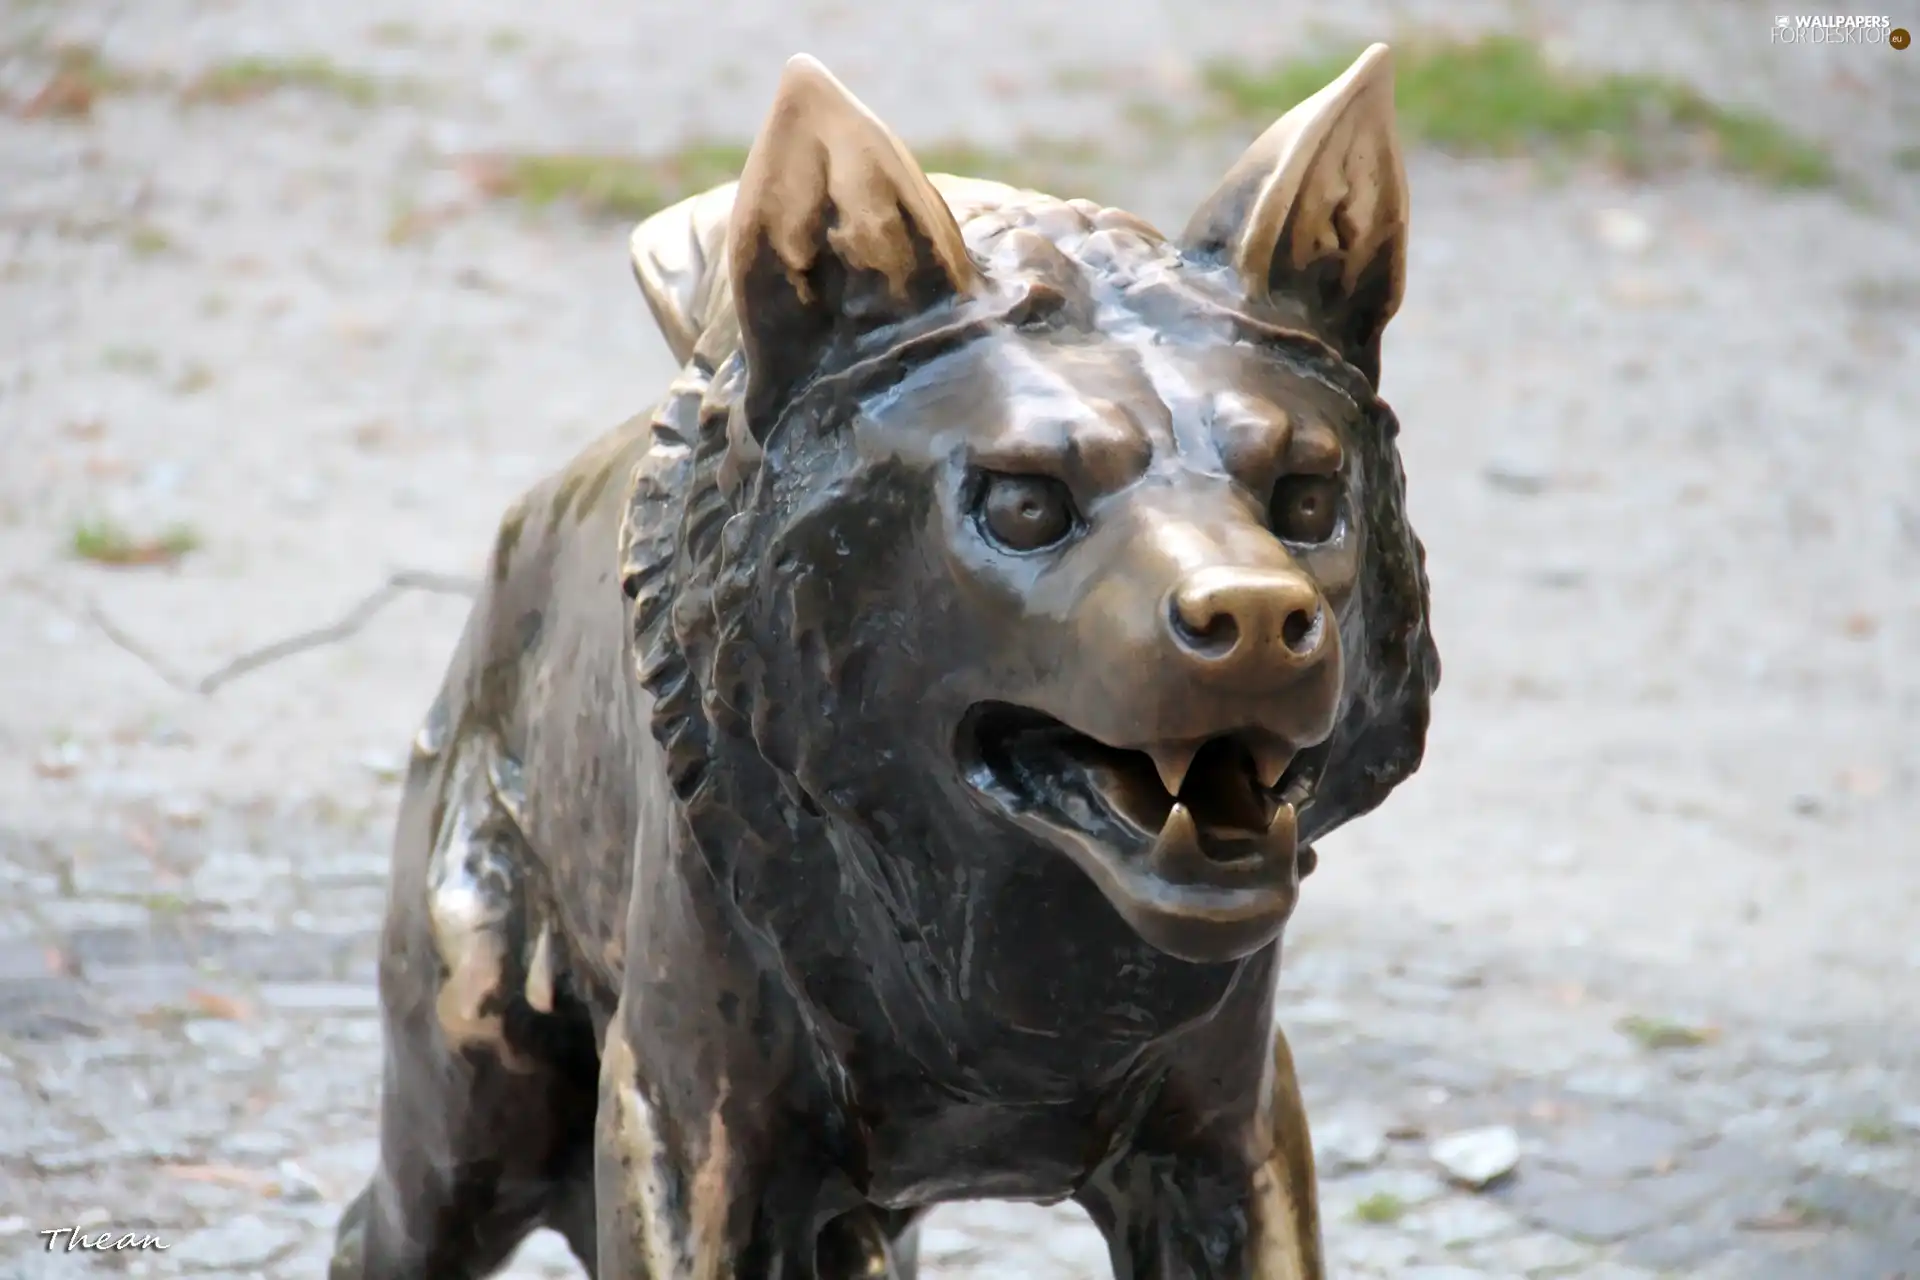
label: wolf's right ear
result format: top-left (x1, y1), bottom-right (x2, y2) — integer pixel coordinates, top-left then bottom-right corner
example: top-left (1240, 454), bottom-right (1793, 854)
top-left (1180, 44), bottom-right (1409, 387)
top-left (727, 55), bottom-right (981, 435)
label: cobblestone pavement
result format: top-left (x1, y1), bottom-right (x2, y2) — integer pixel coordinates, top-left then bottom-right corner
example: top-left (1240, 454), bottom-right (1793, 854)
top-left (1, 809), bottom-right (1917, 1278)
top-left (3, 0), bottom-right (1917, 1276)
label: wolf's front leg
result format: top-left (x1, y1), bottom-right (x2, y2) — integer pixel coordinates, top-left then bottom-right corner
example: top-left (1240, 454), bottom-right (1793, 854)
top-left (1078, 1026), bottom-right (1324, 1280)
top-left (594, 1008), bottom-right (917, 1279)
top-left (594, 1010), bottom-right (752, 1278)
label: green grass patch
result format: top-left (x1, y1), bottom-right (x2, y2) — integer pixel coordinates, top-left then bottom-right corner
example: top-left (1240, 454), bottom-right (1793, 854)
top-left (1778, 1196), bottom-right (1845, 1227)
top-left (126, 224), bottom-right (173, 256)
top-left (1202, 35), bottom-right (1833, 188)
top-left (467, 143), bottom-right (751, 222)
top-left (142, 892), bottom-right (190, 917)
top-left (469, 134), bottom-right (1111, 223)
top-left (1352, 1191), bottom-right (1406, 1224)
top-left (1846, 1117), bottom-right (1898, 1146)
top-left (183, 55), bottom-right (389, 107)
top-left (101, 345), bottom-right (161, 375)
top-left (368, 20), bottom-right (419, 47)
top-left (70, 518), bottom-right (201, 567)
top-left (174, 363), bottom-right (215, 394)
top-left (1617, 1013), bottom-right (1719, 1051)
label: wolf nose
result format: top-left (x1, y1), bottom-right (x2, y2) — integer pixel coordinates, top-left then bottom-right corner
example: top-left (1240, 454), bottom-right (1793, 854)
top-left (1167, 567), bottom-right (1329, 676)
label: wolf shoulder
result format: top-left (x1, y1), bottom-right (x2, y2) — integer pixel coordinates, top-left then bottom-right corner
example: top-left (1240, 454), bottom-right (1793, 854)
top-left (423, 414), bottom-right (667, 860)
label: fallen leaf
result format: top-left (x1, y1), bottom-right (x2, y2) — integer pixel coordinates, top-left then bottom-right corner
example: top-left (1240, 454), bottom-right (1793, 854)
top-left (19, 72), bottom-right (95, 119)
top-left (1607, 274), bottom-right (1686, 308)
top-left (385, 207), bottom-right (440, 245)
top-left (350, 420), bottom-right (393, 450)
top-left (34, 742), bottom-right (84, 778)
top-left (457, 155), bottom-right (513, 198)
top-left (184, 988), bottom-right (252, 1021)
top-left (163, 1163), bottom-right (278, 1193)
top-left (1842, 612), bottom-right (1878, 639)
top-left (1739, 1200), bottom-right (1832, 1232)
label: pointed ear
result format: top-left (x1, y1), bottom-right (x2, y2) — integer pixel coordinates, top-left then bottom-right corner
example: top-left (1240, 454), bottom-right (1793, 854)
top-left (1180, 44), bottom-right (1409, 386)
top-left (727, 54), bottom-right (981, 432)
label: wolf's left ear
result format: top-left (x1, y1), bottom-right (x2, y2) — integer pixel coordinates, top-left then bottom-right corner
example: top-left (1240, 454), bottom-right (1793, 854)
top-left (1180, 44), bottom-right (1408, 387)
top-left (728, 54), bottom-right (981, 433)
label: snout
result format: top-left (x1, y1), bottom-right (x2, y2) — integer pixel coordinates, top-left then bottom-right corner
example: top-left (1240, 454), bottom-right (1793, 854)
top-left (955, 489), bottom-right (1350, 965)
top-left (1166, 566), bottom-right (1332, 685)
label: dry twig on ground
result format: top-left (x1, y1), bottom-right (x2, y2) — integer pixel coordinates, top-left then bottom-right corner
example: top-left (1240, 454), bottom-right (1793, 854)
top-left (53, 570), bottom-right (480, 697)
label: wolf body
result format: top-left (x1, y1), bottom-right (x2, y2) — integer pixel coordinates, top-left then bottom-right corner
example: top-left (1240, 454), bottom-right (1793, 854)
top-left (331, 46), bottom-right (1437, 1280)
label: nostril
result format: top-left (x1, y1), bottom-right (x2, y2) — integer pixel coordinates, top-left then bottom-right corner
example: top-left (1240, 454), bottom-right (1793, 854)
top-left (1280, 607), bottom-right (1319, 655)
top-left (1171, 597), bottom-right (1241, 658)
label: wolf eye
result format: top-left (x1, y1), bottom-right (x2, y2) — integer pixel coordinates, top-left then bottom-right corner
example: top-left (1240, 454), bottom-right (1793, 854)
top-left (977, 473), bottom-right (1077, 552)
top-left (1270, 475), bottom-right (1342, 544)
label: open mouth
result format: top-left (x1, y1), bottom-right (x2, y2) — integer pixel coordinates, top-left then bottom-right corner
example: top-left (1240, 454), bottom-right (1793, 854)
top-left (955, 702), bottom-right (1328, 962)
top-left (958, 703), bottom-right (1325, 856)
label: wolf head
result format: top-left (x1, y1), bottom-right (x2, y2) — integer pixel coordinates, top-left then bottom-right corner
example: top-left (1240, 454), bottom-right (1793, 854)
top-left (626, 50), bottom-right (1438, 972)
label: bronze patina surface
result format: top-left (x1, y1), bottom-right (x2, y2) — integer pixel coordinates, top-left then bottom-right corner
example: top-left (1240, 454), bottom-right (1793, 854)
top-left (331, 44), bottom-right (1437, 1280)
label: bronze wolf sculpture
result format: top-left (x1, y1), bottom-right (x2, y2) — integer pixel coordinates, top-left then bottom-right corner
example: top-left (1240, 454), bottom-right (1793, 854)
top-left (331, 43), bottom-right (1437, 1280)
